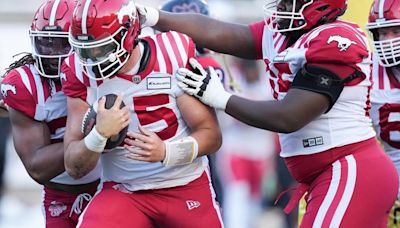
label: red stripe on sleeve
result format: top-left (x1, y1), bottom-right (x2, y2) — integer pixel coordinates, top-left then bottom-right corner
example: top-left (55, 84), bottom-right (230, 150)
top-left (156, 34), bottom-right (173, 75)
top-left (249, 20), bottom-right (265, 60)
top-left (22, 66), bottom-right (38, 104)
top-left (166, 32), bottom-right (184, 67)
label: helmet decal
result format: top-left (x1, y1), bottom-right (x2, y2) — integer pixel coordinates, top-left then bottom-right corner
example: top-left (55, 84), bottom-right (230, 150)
top-left (117, 1), bottom-right (137, 24)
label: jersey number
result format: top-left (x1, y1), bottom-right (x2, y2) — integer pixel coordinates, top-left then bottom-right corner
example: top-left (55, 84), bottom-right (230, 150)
top-left (133, 94), bottom-right (178, 140)
top-left (379, 103), bottom-right (400, 149)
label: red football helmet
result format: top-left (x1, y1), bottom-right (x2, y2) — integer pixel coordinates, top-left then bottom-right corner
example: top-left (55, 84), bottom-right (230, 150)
top-left (30, 0), bottom-right (76, 78)
top-left (69, 0), bottom-right (141, 80)
top-left (264, 0), bottom-right (347, 33)
top-left (366, 0), bottom-right (400, 67)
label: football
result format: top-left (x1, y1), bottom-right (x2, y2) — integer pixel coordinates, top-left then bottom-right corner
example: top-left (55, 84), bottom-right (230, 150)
top-left (81, 94), bottom-right (129, 150)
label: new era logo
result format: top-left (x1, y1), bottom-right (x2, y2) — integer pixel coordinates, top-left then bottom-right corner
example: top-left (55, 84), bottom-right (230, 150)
top-left (303, 136), bottom-right (324, 148)
top-left (186, 200), bottom-right (201, 210)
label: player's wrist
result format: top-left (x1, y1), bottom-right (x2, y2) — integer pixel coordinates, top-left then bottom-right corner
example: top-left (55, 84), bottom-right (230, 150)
top-left (146, 7), bottom-right (159, 27)
top-left (95, 125), bottom-right (110, 138)
top-left (138, 5), bottom-right (159, 28)
top-left (214, 91), bottom-right (232, 111)
top-left (84, 126), bottom-right (107, 153)
top-left (162, 136), bottom-right (199, 167)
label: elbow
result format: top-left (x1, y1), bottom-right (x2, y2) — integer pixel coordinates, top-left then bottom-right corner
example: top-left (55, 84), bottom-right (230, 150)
top-left (64, 160), bottom-right (86, 180)
top-left (65, 166), bottom-right (85, 180)
top-left (64, 163), bottom-right (85, 180)
top-left (276, 117), bottom-right (305, 133)
top-left (210, 129), bottom-right (223, 153)
top-left (28, 168), bottom-right (49, 185)
top-left (24, 160), bottom-right (52, 184)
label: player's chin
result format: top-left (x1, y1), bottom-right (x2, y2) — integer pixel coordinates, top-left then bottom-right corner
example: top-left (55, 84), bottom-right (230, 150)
top-left (276, 19), bottom-right (290, 30)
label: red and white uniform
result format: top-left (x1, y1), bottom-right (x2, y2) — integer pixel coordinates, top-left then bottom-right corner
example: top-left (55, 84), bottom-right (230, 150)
top-left (371, 54), bottom-right (400, 198)
top-left (1, 65), bottom-right (101, 227)
top-left (251, 20), bottom-right (374, 157)
top-left (62, 32), bottom-right (209, 191)
top-left (249, 20), bottom-right (398, 227)
top-left (62, 32), bottom-right (223, 227)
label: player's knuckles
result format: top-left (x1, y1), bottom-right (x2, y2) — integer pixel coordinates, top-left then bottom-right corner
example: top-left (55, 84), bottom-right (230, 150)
top-left (145, 144), bottom-right (154, 151)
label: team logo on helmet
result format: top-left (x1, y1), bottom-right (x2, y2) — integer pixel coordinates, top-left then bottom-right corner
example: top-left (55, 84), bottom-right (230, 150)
top-left (327, 35), bottom-right (357, 52)
top-left (117, 1), bottom-right (137, 24)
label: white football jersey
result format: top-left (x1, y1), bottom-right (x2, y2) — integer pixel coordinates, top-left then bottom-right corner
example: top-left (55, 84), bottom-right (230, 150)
top-left (370, 54), bottom-right (400, 197)
top-left (62, 32), bottom-right (208, 191)
top-left (250, 20), bottom-right (375, 157)
top-left (1, 64), bottom-right (101, 185)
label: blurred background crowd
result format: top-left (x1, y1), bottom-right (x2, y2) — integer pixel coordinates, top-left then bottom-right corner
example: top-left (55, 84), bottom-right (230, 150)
top-left (0, 0), bottom-right (373, 227)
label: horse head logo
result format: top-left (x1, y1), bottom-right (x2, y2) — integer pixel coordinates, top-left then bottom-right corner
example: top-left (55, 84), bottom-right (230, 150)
top-left (117, 1), bottom-right (137, 25)
top-left (327, 35), bottom-right (357, 52)
top-left (1, 84), bottom-right (16, 97)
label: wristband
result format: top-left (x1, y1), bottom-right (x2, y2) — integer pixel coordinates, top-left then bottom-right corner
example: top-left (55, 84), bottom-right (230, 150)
top-left (84, 126), bottom-right (107, 153)
top-left (163, 136), bottom-right (199, 167)
top-left (216, 91), bottom-right (232, 111)
top-left (138, 5), bottom-right (159, 28)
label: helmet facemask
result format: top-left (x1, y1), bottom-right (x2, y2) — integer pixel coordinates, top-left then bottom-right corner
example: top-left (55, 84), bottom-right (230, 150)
top-left (30, 29), bottom-right (72, 78)
top-left (367, 19), bottom-right (400, 67)
top-left (264, 0), bottom-right (314, 33)
top-left (70, 27), bottom-right (131, 80)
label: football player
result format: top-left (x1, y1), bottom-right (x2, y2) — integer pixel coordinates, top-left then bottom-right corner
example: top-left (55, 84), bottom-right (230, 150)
top-left (139, 0), bottom-right (398, 227)
top-left (61, 0), bottom-right (223, 227)
top-left (0, 0), bottom-right (101, 227)
top-left (367, 0), bottom-right (400, 227)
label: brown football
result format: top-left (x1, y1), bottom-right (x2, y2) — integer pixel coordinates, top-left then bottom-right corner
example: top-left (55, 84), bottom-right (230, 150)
top-left (81, 94), bottom-right (128, 150)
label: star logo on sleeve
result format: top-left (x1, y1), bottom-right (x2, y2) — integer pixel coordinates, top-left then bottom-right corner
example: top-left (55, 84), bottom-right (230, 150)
top-left (318, 76), bottom-right (331, 88)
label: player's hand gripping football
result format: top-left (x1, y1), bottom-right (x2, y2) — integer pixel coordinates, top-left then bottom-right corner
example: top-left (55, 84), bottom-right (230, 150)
top-left (124, 126), bottom-right (166, 163)
top-left (96, 95), bottom-right (130, 138)
top-left (176, 58), bottom-right (232, 110)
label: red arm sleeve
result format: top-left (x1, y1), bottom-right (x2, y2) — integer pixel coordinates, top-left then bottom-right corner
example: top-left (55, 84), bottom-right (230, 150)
top-left (249, 20), bottom-right (265, 60)
top-left (2, 69), bottom-right (36, 118)
top-left (305, 26), bottom-right (370, 85)
top-left (61, 54), bottom-right (88, 100)
top-left (184, 36), bottom-right (197, 70)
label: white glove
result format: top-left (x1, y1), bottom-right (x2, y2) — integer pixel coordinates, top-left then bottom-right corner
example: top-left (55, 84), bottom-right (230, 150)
top-left (176, 58), bottom-right (232, 110)
top-left (136, 4), bottom-right (159, 28)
